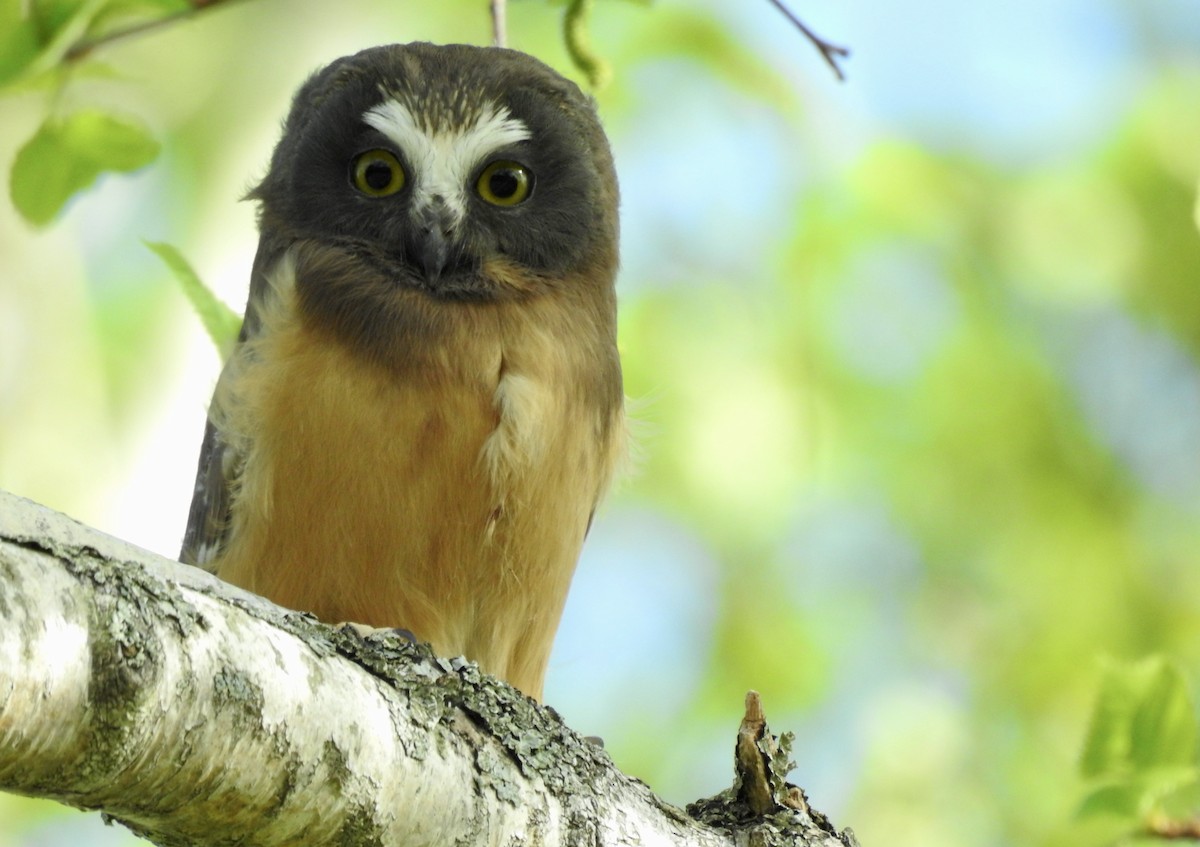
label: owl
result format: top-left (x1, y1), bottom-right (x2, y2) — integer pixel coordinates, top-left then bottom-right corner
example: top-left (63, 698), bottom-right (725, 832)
top-left (180, 42), bottom-right (624, 701)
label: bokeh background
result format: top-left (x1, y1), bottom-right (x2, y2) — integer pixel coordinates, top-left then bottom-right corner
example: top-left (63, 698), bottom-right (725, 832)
top-left (3, 1), bottom-right (1200, 845)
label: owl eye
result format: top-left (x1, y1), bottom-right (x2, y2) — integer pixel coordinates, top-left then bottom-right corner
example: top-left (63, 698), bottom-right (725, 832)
top-left (476, 160), bottom-right (533, 207)
top-left (352, 149), bottom-right (405, 197)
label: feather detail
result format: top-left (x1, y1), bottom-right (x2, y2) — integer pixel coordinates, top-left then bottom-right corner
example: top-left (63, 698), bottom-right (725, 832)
top-left (205, 246), bottom-right (623, 700)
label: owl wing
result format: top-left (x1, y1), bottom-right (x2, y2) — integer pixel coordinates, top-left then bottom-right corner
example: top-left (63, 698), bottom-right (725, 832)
top-left (179, 417), bottom-right (232, 570)
top-left (179, 235), bottom-right (286, 570)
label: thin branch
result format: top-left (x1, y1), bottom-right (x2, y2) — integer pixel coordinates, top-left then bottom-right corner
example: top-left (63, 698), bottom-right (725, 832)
top-left (491, 0), bottom-right (507, 48)
top-left (63, 0), bottom-right (241, 63)
top-left (1146, 815), bottom-right (1200, 840)
top-left (765, 0), bottom-right (850, 81)
top-left (563, 0), bottom-right (610, 89)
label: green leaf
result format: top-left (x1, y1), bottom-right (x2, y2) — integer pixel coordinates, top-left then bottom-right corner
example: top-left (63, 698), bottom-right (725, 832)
top-left (2, 0), bottom-right (127, 90)
top-left (1081, 658), bottom-right (1149, 779)
top-left (144, 241), bottom-right (241, 359)
top-left (1078, 782), bottom-right (1144, 820)
top-left (1077, 767), bottom-right (1200, 829)
top-left (1132, 663), bottom-right (1198, 770)
top-left (31, 0), bottom-right (93, 35)
top-left (26, 0), bottom-right (105, 63)
top-left (1080, 657), bottom-right (1198, 781)
top-left (0, 0), bottom-right (191, 92)
top-left (10, 109), bottom-right (159, 226)
top-left (0, 0), bottom-right (42, 87)
top-left (1054, 815), bottom-right (1144, 847)
top-left (1140, 767), bottom-right (1200, 815)
top-left (1158, 772), bottom-right (1200, 819)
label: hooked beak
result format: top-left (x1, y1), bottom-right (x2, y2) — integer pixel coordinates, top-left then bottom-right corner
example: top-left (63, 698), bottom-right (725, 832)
top-left (410, 204), bottom-right (457, 283)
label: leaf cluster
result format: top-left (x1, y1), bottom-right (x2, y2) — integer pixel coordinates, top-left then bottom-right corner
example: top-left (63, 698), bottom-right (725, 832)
top-left (1076, 658), bottom-right (1200, 843)
top-left (3, 0), bottom-right (186, 224)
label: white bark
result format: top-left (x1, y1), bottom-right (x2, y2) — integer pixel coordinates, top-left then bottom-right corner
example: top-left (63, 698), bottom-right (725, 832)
top-left (0, 489), bottom-right (857, 847)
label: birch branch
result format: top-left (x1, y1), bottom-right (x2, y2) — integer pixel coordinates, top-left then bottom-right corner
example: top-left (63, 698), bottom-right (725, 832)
top-left (0, 489), bottom-right (857, 847)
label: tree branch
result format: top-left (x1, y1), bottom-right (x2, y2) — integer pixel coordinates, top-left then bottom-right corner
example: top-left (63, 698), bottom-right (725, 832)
top-left (0, 490), bottom-right (856, 847)
top-left (1146, 815), bottom-right (1200, 840)
top-left (491, 0), bottom-right (508, 48)
top-left (63, 0), bottom-right (244, 63)
top-left (765, 0), bottom-right (850, 81)
top-left (563, 0), bottom-right (611, 89)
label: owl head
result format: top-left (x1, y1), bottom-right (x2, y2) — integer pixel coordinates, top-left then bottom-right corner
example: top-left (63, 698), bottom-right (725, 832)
top-left (249, 42), bottom-right (619, 309)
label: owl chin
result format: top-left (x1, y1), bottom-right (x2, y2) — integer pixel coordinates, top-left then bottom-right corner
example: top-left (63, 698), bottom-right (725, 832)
top-left (317, 237), bottom-right (497, 302)
top-left (408, 266), bottom-right (498, 301)
top-left (378, 248), bottom-right (551, 304)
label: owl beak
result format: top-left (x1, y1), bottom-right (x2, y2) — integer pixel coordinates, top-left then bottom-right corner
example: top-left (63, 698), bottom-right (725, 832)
top-left (411, 204), bottom-right (457, 283)
top-left (417, 229), bottom-right (450, 282)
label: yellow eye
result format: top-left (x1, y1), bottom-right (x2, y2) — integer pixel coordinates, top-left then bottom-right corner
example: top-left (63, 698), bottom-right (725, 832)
top-left (476, 160), bottom-right (532, 207)
top-left (352, 149), bottom-right (405, 197)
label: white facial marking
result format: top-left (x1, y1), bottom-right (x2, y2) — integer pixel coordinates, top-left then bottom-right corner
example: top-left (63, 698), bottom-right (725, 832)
top-left (363, 98), bottom-right (531, 226)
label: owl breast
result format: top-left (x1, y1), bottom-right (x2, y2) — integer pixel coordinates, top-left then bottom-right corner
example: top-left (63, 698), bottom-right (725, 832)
top-left (209, 251), bottom-right (623, 699)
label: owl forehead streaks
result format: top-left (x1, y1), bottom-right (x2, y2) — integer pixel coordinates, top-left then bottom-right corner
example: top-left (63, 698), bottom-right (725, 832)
top-left (363, 93), bottom-right (530, 226)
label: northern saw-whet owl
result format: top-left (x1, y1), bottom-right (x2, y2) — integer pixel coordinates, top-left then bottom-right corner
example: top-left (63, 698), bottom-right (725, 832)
top-left (181, 42), bottom-right (624, 701)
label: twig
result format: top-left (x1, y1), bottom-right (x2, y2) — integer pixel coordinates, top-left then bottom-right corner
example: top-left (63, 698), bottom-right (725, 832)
top-left (765, 0), bottom-right (850, 81)
top-left (64, 0), bottom-right (240, 63)
top-left (491, 0), bottom-right (507, 48)
top-left (1146, 815), bottom-right (1200, 840)
top-left (563, 0), bottom-right (610, 89)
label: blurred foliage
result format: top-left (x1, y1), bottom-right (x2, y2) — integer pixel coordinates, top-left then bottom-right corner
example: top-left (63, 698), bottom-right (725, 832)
top-left (562, 0), bottom-right (612, 88)
top-left (144, 240), bottom-right (239, 357)
top-left (2, 0), bottom-right (661, 227)
top-left (11, 109), bottom-right (159, 224)
top-left (1076, 657), bottom-right (1200, 842)
top-left (2, 2), bottom-right (1200, 847)
top-left (2, 0), bottom-right (186, 224)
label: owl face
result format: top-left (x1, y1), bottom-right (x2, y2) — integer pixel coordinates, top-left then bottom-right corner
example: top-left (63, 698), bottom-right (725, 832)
top-left (254, 43), bottom-right (619, 302)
